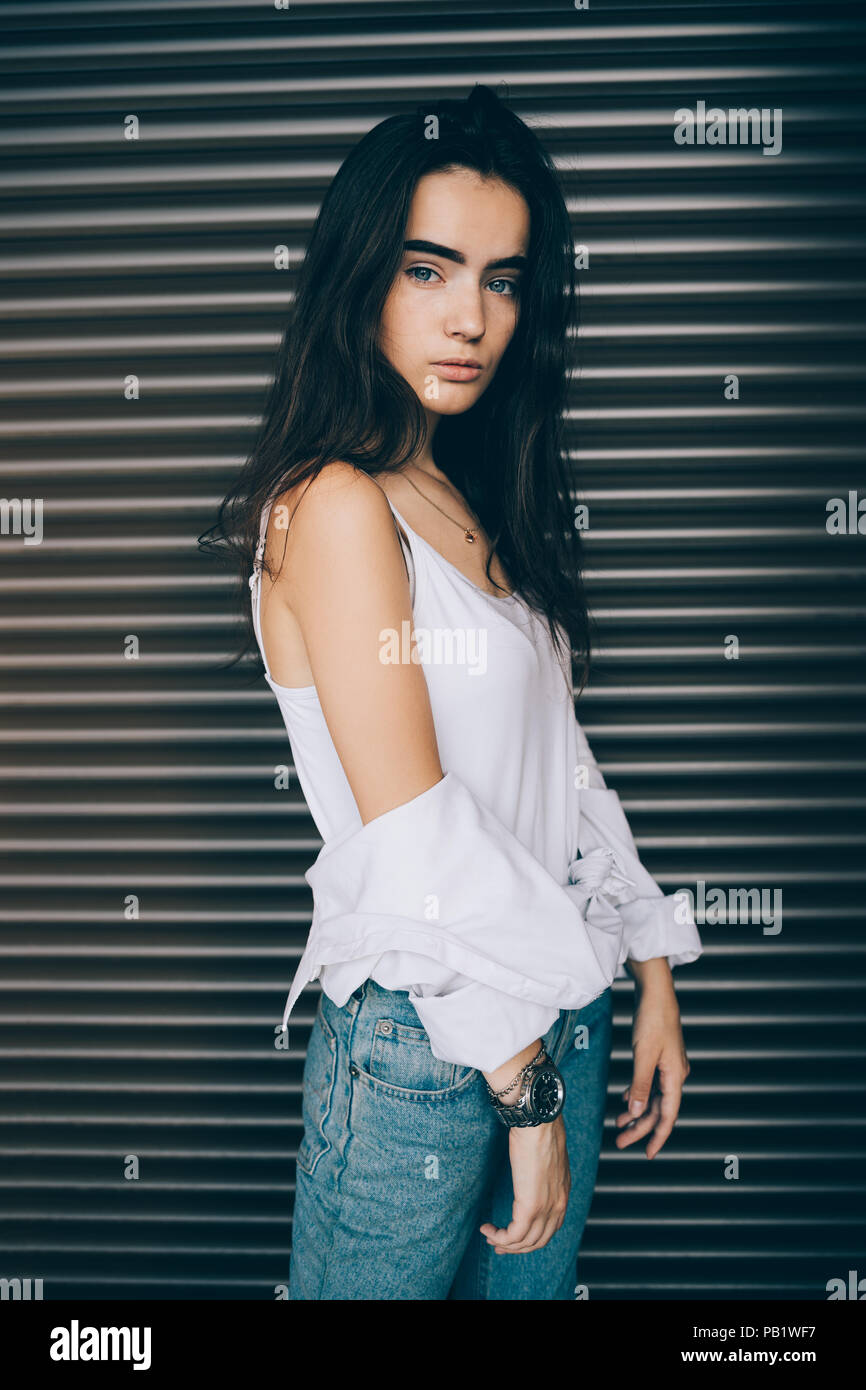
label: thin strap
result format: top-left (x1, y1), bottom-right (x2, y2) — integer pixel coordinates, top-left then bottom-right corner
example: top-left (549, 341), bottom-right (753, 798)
top-left (371, 482), bottom-right (416, 605)
top-left (387, 505), bottom-right (415, 599)
top-left (249, 499), bottom-right (274, 680)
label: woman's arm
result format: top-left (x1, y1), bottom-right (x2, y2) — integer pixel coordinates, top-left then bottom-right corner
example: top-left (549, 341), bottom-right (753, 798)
top-left (269, 461), bottom-right (442, 823)
top-left (616, 956), bottom-right (691, 1160)
top-left (267, 461), bottom-right (541, 1097)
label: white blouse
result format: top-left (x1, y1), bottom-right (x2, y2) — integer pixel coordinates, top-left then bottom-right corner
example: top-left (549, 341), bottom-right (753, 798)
top-left (250, 491), bottom-right (703, 1073)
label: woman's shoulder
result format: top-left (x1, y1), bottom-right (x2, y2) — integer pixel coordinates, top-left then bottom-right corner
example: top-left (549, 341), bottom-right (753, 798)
top-left (266, 462), bottom-right (406, 599)
top-left (270, 461), bottom-right (392, 535)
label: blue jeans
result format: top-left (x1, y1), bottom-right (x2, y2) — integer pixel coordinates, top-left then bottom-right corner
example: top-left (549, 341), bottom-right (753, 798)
top-left (288, 979), bottom-right (613, 1300)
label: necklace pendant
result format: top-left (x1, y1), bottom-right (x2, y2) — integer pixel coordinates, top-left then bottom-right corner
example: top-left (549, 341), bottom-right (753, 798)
top-left (464, 530), bottom-right (476, 543)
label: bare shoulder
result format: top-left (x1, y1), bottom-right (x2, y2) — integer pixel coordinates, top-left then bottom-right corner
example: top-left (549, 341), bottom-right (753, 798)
top-left (268, 462), bottom-right (395, 554)
top-left (265, 463), bottom-right (405, 606)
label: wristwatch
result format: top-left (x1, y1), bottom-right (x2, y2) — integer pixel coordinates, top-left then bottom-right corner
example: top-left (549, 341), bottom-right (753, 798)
top-left (487, 1051), bottom-right (566, 1129)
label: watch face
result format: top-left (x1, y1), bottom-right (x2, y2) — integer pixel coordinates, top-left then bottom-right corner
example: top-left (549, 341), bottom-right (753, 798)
top-left (529, 1067), bottom-right (564, 1119)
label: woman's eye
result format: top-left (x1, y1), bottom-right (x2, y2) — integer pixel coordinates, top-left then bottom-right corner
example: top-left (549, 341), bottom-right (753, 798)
top-left (405, 265), bottom-right (442, 285)
top-left (487, 278), bottom-right (518, 296)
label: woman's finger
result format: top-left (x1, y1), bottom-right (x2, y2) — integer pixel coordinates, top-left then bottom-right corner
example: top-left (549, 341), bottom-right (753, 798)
top-left (615, 1093), bottom-right (662, 1148)
top-left (644, 1076), bottom-right (684, 1159)
top-left (487, 1210), bottom-right (548, 1253)
top-left (493, 1214), bottom-right (559, 1255)
top-left (625, 1054), bottom-right (658, 1119)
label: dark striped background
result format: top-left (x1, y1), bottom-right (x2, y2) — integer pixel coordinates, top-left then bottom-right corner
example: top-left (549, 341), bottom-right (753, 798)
top-left (0, 0), bottom-right (864, 1299)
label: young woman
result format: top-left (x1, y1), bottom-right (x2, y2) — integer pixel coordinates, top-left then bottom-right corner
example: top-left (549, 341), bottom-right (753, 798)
top-left (203, 84), bottom-right (702, 1300)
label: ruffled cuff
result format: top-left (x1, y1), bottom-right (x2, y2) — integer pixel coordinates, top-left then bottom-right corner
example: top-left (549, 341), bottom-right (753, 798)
top-left (616, 891), bottom-right (704, 971)
top-left (279, 770), bottom-right (623, 1071)
top-left (576, 784), bottom-right (703, 978)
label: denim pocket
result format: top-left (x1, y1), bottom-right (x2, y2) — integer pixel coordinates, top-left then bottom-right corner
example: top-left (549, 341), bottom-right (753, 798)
top-left (296, 998), bottom-right (338, 1176)
top-left (363, 1017), bottom-right (476, 1101)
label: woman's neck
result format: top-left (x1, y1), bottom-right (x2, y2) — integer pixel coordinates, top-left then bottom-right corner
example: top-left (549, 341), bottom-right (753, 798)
top-left (398, 454), bottom-right (449, 485)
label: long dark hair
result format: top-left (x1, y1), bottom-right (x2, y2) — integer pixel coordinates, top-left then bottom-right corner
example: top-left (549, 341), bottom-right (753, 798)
top-left (199, 82), bottom-right (592, 692)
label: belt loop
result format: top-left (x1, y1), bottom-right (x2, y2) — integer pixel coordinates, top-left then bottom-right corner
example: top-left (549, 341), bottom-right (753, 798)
top-left (347, 980), bottom-right (367, 1015)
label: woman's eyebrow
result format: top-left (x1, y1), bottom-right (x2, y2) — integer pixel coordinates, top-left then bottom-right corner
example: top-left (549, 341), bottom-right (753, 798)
top-left (403, 239), bottom-right (527, 272)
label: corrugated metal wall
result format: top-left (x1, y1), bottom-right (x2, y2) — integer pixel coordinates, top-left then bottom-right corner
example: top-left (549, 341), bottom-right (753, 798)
top-left (1, 0), bottom-right (864, 1301)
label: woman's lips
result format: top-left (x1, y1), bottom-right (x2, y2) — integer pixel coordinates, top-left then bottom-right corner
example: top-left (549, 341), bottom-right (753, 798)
top-left (432, 362), bottom-right (483, 381)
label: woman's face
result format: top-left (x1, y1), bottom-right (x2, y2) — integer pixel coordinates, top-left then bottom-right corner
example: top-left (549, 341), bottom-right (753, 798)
top-left (379, 167), bottom-right (529, 418)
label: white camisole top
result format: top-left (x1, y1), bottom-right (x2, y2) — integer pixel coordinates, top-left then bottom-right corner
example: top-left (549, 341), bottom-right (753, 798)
top-left (252, 489), bottom-right (578, 872)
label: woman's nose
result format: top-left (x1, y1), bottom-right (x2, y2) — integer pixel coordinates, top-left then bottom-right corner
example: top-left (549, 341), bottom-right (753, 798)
top-left (443, 287), bottom-right (485, 340)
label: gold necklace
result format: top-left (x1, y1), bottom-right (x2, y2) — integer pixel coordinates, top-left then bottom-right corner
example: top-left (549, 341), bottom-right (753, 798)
top-left (402, 468), bottom-right (481, 544)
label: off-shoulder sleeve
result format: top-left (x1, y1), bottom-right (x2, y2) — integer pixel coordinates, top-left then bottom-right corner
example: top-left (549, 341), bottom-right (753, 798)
top-left (279, 771), bottom-right (629, 1073)
top-left (574, 721), bottom-right (703, 979)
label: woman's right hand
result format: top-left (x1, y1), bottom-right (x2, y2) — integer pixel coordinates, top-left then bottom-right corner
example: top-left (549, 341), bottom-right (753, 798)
top-left (479, 1116), bottom-right (571, 1255)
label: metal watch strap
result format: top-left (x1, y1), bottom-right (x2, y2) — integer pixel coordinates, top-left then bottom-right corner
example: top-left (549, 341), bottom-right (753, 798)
top-left (495, 1097), bottom-right (538, 1128)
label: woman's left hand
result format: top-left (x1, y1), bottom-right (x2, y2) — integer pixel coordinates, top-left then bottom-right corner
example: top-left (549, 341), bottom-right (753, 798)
top-left (615, 958), bottom-right (691, 1159)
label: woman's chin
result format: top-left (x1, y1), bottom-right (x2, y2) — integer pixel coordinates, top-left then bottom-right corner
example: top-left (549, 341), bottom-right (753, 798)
top-left (418, 390), bottom-right (484, 417)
